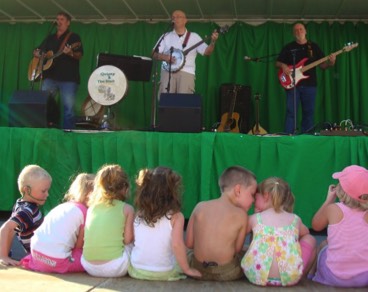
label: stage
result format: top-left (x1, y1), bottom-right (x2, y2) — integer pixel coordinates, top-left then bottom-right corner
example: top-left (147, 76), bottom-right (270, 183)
top-left (1, 126), bottom-right (367, 227)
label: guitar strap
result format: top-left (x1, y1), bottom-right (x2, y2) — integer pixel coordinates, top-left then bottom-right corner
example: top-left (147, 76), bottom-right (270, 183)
top-left (182, 31), bottom-right (191, 48)
top-left (307, 41), bottom-right (313, 58)
top-left (58, 31), bottom-right (73, 53)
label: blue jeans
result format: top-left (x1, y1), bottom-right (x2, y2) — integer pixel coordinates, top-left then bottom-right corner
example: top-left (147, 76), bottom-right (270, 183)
top-left (42, 79), bottom-right (78, 129)
top-left (284, 86), bottom-right (317, 134)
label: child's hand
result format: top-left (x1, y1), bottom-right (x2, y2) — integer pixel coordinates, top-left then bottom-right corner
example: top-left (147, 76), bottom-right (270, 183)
top-left (184, 267), bottom-right (202, 278)
top-left (0, 255), bottom-right (20, 266)
top-left (326, 184), bottom-right (337, 203)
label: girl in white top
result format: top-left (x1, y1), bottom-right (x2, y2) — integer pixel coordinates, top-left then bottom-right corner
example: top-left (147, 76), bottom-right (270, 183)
top-left (128, 166), bottom-right (201, 280)
top-left (21, 173), bottom-right (95, 273)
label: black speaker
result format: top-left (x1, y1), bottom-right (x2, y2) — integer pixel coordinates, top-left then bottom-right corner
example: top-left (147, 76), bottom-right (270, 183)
top-left (9, 90), bottom-right (59, 128)
top-left (158, 93), bottom-right (202, 133)
top-left (220, 84), bottom-right (251, 133)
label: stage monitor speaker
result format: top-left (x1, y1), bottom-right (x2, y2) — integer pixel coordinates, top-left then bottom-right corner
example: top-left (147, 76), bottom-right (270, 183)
top-left (158, 93), bottom-right (202, 133)
top-left (220, 84), bottom-right (251, 133)
top-left (9, 90), bottom-right (60, 128)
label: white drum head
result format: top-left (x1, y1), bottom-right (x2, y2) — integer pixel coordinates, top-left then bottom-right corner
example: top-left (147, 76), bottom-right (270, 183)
top-left (88, 65), bottom-right (128, 106)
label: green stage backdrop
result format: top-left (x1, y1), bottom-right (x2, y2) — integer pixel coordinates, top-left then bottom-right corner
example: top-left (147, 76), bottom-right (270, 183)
top-left (0, 21), bottom-right (367, 133)
top-left (0, 127), bottom-right (368, 227)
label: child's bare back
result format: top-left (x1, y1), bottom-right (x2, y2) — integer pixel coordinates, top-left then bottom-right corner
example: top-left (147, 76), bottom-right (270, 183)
top-left (185, 166), bottom-right (257, 281)
top-left (186, 196), bottom-right (247, 264)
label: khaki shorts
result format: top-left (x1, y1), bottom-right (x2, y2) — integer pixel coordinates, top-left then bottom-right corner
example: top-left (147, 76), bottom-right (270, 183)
top-left (190, 254), bottom-right (244, 281)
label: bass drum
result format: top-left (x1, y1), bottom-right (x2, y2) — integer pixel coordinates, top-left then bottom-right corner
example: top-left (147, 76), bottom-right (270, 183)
top-left (88, 65), bottom-right (128, 106)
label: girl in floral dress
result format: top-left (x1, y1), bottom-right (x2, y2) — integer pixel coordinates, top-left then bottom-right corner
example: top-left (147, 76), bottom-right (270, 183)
top-left (241, 177), bottom-right (311, 286)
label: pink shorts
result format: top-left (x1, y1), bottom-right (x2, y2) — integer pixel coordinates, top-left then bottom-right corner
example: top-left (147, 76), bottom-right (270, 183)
top-left (21, 248), bottom-right (85, 273)
top-left (300, 240), bottom-right (313, 272)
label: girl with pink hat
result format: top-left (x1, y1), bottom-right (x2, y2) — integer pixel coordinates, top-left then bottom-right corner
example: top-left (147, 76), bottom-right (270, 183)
top-left (311, 165), bottom-right (368, 287)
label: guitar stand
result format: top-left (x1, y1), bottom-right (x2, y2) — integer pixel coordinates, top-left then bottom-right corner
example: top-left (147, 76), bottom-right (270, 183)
top-left (150, 24), bottom-right (173, 130)
top-left (290, 49), bottom-right (298, 135)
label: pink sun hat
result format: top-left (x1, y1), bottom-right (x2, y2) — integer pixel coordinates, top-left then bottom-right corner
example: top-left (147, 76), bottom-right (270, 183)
top-left (332, 165), bottom-right (368, 201)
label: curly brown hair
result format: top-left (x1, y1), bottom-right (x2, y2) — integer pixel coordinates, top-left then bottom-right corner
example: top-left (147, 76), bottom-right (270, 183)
top-left (135, 166), bottom-right (182, 226)
top-left (88, 164), bottom-right (130, 207)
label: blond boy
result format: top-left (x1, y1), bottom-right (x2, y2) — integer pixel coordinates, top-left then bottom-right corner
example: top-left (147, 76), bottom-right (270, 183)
top-left (0, 165), bottom-right (51, 266)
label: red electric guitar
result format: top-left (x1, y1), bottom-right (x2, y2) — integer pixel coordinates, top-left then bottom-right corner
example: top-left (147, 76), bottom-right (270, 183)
top-left (278, 42), bottom-right (358, 90)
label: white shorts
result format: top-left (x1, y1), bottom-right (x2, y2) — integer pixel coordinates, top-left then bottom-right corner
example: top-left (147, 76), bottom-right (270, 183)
top-left (81, 250), bottom-right (129, 277)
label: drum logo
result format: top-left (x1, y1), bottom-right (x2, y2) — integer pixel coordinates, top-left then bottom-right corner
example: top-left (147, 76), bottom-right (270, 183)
top-left (97, 72), bottom-right (116, 101)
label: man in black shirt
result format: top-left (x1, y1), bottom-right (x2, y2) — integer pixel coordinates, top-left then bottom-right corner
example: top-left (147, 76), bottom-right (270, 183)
top-left (276, 23), bottom-right (335, 134)
top-left (33, 12), bottom-right (83, 129)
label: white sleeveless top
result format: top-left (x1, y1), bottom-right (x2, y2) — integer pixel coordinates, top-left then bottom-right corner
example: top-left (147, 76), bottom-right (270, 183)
top-left (130, 215), bottom-right (175, 272)
top-left (31, 202), bottom-right (86, 258)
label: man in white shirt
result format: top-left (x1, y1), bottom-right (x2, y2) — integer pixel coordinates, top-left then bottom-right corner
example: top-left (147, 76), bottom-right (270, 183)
top-left (153, 10), bottom-right (218, 95)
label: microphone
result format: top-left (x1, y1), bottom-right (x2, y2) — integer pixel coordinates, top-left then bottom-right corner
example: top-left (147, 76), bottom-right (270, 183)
top-left (244, 56), bottom-right (260, 62)
top-left (25, 186), bottom-right (48, 202)
top-left (28, 193), bottom-right (48, 202)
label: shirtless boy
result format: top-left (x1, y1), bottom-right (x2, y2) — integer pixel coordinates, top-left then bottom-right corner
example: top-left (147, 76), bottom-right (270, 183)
top-left (185, 166), bottom-right (257, 281)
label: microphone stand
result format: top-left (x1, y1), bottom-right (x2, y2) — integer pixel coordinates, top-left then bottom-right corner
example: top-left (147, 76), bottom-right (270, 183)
top-left (150, 49), bottom-right (161, 131)
top-left (290, 48), bottom-right (298, 135)
top-left (150, 23), bottom-right (172, 131)
top-left (165, 47), bottom-right (174, 93)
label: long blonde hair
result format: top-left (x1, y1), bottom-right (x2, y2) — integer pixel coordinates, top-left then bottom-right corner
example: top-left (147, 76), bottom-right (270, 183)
top-left (88, 164), bottom-right (130, 207)
top-left (63, 173), bottom-right (95, 204)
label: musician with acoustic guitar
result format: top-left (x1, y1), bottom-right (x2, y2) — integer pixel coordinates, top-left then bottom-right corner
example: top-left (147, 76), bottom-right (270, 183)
top-left (152, 10), bottom-right (219, 95)
top-left (276, 23), bottom-right (336, 134)
top-left (30, 11), bottom-right (83, 129)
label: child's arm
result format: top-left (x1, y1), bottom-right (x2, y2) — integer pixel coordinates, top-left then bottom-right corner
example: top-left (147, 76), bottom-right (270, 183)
top-left (235, 212), bottom-right (248, 253)
top-left (123, 204), bottom-right (134, 245)
top-left (171, 212), bottom-right (201, 278)
top-left (299, 220), bottom-right (310, 237)
top-left (0, 220), bottom-right (20, 266)
top-left (246, 214), bottom-right (256, 234)
top-left (312, 184), bottom-right (337, 231)
top-left (74, 225), bottom-right (84, 249)
top-left (184, 207), bottom-right (196, 249)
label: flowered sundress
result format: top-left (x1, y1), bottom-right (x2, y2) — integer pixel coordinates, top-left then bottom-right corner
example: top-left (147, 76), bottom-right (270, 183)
top-left (241, 213), bottom-right (303, 286)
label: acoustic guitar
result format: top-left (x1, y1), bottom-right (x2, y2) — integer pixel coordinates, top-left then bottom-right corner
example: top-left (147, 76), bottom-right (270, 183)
top-left (248, 93), bottom-right (267, 135)
top-left (278, 42), bottom-right (358, 89)
top-left (28, 42), bottom-right (81, 81)
top-left (217, 86), bottom-right (241, 133)
top-left (162, 25), bottom-right (229, 73)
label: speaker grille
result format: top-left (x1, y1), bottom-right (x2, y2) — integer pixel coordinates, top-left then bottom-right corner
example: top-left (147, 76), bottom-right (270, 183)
top-left (158, 93), bottom-right (202, 133)
top-left (9, 90), bottom-right (59, 128)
